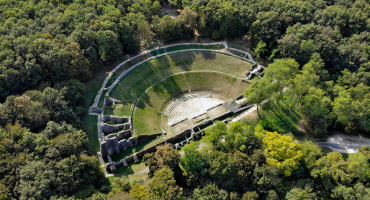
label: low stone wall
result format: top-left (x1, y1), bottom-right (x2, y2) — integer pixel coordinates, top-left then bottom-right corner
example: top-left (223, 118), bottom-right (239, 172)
top-left (102, 115), bottom-right (129, 123)
top-left (102, 123), bottom-right (130, 134)
top-left (137, 132), bottom-right (163, 144)
top-left (100, 132), bottom-right (163, 159)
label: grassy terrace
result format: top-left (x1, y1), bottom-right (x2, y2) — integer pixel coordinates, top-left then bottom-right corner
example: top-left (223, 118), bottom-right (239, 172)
top-left (110, 51), bottom-right (252, 116)
top-left (106, 44), bottom-right (223, 89)
top-left (104, 103), bottom-right (133, 117)
top-left (105, 54), bottom-right (150, 88)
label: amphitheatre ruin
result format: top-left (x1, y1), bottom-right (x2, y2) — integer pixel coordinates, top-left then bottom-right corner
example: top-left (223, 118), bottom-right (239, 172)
top-left (88, 42), bottom-right (265, 177)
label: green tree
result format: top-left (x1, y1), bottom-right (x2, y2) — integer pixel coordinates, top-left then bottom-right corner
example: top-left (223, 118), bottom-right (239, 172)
top-left (129, 185), bottom-right (149, 200)
top-left (250, 11), bottom-right (281, 49)
top-left (263, 132), bottom-right (302, 176)
top-left (300, 142), bottom-right (323, 169)
top-left (180, 142), bottom-right (210, 187)
top-left (300, 87), bottom-right (332, 135)
top-left (203, 121), bottom-right (227, 149)
top-left (242, 191), bottom-right (258, 200)
top-left (347, 153), bottom-right (370, 182)
top-left (253, 41), bottom-right (267, 60)
top-left (208, 151), bottom-right (237, 191)
top-left (244, 78), bottom-right (272, 119)
top-left (193, 183), bottom-right (228, 200)
top-left (148, 167), bottom-right (183, 199)
top-left (143, 144), bottom-right (181, 177)
top-left (108, 177), bottom-right (131, 197)
top-left (286, 186), bottom-right (317, 200)
top-left (311, 152), bottom-right (352, 190)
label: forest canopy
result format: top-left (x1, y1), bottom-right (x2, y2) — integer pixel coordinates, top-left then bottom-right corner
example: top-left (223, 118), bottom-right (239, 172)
top-left (0, 0), bottom-right (370, 199)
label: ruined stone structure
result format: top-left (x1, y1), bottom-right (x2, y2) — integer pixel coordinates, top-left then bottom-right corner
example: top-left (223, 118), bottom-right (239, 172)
top-left (245, 63), bottom-right (266, 79)
top-left (88, 42), bottom-right (265, 177)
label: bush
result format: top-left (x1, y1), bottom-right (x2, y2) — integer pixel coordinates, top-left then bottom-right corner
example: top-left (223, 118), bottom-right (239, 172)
top-left (211, 30), bottom-right (222, 40)
top-left (259, 120), bottom-right (269, 129)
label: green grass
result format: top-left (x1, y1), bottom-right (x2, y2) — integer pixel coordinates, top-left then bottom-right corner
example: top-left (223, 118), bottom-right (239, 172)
top-left (106, 71), bottom-right (118, 87)
top-left (114, 160), bottom-right (148, 177)
top-left (82, 115), bottom-right (100, 154)
top-left (109, 160), bottom-right (150, 184)
top-left (105, 54), bottom-right (150, 88)
top-left (133, 71), bottom-right (249, 136)
top-left (258, 89), bottom-right (306, 140)
top-left (104, 103), bottom-right (133, 117)
top-left (98, 90), bottom-right (108, 108)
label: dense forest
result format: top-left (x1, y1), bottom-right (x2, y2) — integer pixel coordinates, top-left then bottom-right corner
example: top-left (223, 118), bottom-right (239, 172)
top-left (0, 0), bottom-right (370, 199)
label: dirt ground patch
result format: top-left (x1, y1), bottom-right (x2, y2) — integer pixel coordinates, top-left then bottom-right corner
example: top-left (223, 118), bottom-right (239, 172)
top-left (193, 114), bottom-right (209, 123)
top-left (161, 7), bottom-right (181, 17)
top-left (168, 97), bottom-right (224, 125)
top-left (207, 105), bottom-right (228, 118)
top-left (172, 119), bottom-right (195, 133)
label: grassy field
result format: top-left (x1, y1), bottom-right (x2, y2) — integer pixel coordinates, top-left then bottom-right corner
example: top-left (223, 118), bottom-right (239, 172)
top-left (110, 51), bottom-right (252, 116)
top-left (106, 54), bottom-right (150, 88)
top-left (257, 89), bottom-right (310, 141)
top-left (133, 71), bottom-right (249, 136)
top-left (104, 103), bottom-right (133, 117)
top-left (108, 160), bottom-right (150, 184)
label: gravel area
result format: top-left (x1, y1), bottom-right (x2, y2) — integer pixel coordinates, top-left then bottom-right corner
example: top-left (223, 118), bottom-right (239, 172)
top-left (168, 97), bottom-right (224, 125)
top-left (319, 134), bottom-right (370, 153)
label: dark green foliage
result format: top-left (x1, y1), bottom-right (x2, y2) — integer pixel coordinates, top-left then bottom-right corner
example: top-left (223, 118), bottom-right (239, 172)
top-left (143, 144), bottom-right (181, 177)
top-left (180, 142), bottom-right (211, 187)
top-left (0, 123), bottom-right (104, 200)
top-left (193, 183), bottom-right (228, 200)
top-left (0, 87), bottom-right (80, 132)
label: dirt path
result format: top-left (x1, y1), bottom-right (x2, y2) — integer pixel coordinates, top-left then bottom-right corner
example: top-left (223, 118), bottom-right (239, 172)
top-left (319, 134), bottom-right (370, 153)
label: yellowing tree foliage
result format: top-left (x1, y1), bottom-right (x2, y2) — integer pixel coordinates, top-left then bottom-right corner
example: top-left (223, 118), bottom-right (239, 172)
top-left (262, 132), bottom-right (302, 176)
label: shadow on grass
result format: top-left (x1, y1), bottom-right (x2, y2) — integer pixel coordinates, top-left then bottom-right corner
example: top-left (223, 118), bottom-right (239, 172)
top-left (198, 51), bottom-right (216, 60)
top-left (264, 101), bottom-right (302, 136)
top-left (114, 52), bottom-right (196, 103)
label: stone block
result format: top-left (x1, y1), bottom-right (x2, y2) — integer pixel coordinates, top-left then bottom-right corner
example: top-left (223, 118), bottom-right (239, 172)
top-left (134, 154), bottom-right (139, 163)
top-left (102, 123), bottom-right (130, 134)
top-left (121, 158), bottom-right (128, 168)
top-left (117, 130), bottom-right (131, 140)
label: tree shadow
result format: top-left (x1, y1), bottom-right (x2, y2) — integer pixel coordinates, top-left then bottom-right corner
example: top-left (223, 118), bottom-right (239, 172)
top-left (198, 51), bottom-right (216, 60)
top-left (167, 51), bottom-right (197, 71)
top-left (115, 51), bottom-right (198, 111)
top-left (135, 92), bottom-right (152, 110)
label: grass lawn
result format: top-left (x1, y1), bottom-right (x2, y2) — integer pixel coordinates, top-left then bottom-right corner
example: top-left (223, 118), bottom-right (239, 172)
top-left (104, 103), bottom-right (133, 117)
top-left (105, 54), bottom-right (150, 88)
top-left (258, 89), bottom-right (308, 140)
top-left (133, 71), bottom-right (249, 136)
top-left (82, 115), bottom-right (100, 154)
top-left (108, 160), bottom-right (150, 184)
